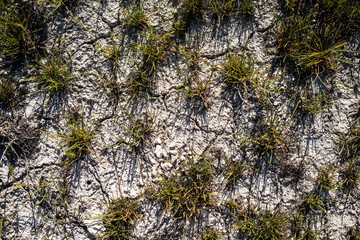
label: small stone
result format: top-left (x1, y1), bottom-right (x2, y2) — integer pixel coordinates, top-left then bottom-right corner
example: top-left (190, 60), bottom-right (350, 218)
top-left (162, 162), bottom-right (172, 170)
top-left (169, 142), bottom-right (177, 150)
top-left (155, 145), bottom-right (163, 158)
top-left (154, 138), bottom-right (162, 145)
top-left (168, 150), bottom-right (177, 156)
top-left (149, 157), bottom-right (158, 166)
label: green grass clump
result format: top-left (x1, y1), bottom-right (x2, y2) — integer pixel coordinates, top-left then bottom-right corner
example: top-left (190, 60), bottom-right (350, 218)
top-left (299, 192), bottom-right (328, 215)
top-left (123, 109), bottom-right (155, 149)
top-left (277, 15), bottom-right (347, 74)
top-left (99, 194), bottom-right (142, 240)
top-left (251, 107), bottom-right (290, 162)
top-left (52, 112), bottom-right (96, 165)
top-left (240, 99), bottom-right (299, 164)
top-left (28, 40), bottom-right (75, 105)
top-left (30, 175), bottom-right (71, 221)
top-left (171, 14), bottom-right (187, 38)
top-left (178, 74), bottom-right (213, 108)
top-left (121, 0), bottom-right (150, 30)
top-left (107, 110), bottom-right (155, 152)
top-left (12, 176), bottom-right (72, 239)
top-left (299, 90), bottom-right (335, 123)
top-left (246, 124), bottom-right (284, 162)
top-left (339, 159), bottom-right (360, 199)
top-left (219, 50), bottom-right (255, 90)
top-left (172, 0), bottom-right (206, 35)
top-left (176, 45), bottom-right (213, 108)
top-left (201, 228), bottom-right (222, 240)
top-left (156, 149), bottom-right (215, 222)
top-left (99, 76), bottom-right (121, 100)
top-left (134, 29), bottom-right (172, 73)
top-left (179, 46), bottom-right (204, 71)
top-left (235, 204), bottom-right (289, 240)
top-left (0, 78), bottom-right (15, 106)
top-left (277, 0), bottom-right (359, 77)
top-left (181, 0), bottom-right (206, 20)
top-left (125, 63), bottom-right (153, 96)
top-left (337, 118), bottom-right (360, 199)
top-left (292, 191), bottom-right (330, 238)
top-left (291, 26), bottom-right (347, 73)
top-left (282, 0), bottom-right (360, 33)
top-left (0, 0), bottom-right (35, 58)
top-left (223, 156), bottom-right (253, 189)
top-left (290, 211), bottom-right (323, 239)
top-left (96, 35), bottom-right (127, 71)
top-left (85, 73), bottom-right (122, 101)
top-left (313, 165), bottom-right (339, 194)
top-left (239, 0), bottom-right (255, 17)
top-left (339, 117), bottom-right (360, 162)
top-left (276, 15), bottom-right (308, 59)
top-left (208, 0), bottom-right (237, 22)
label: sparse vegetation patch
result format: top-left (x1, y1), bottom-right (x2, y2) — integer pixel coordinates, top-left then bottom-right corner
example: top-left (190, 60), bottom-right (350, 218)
top-left (235, 204), bottom-right (290, 240)
top-left (156, 149), bottom-right (215, 222)
top-left (99, 194), bottom-right (143, 240)
top-left (28, 40), bottom-right (75, 106)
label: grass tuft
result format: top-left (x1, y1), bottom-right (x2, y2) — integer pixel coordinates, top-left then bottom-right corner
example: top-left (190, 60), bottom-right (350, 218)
top-left (178, 73), bottom-right (213, 109)
top-left (339, 117), bottom-right (360, 163)
top-left (181, 0), bottom-right (206, 20)
top-left (298, 192), bottom-right (328, 215)
top-left (277, 16), bottom-right (348, 74)
top-left (171, 14), bottom-right (187, 38)
top-left (99, 193), bottom-right (143, 240)
top-left (179, 46), bottom-right (205, 71)
top-left (28, 39), bottom-right (75, 106)
top-left (299, 90), bottom-right (335, 123)
top-left (313, 164), bottom-right (339, 194)
top-left (156, 148), bottom-right (215, 222)
top-left (121, 0), bottom-right (150, 30)
top-left (248, 105), bottom-right (292, 163)
top-left (290, 26), bottom-right (347, 73)
top-left (235, 204), bottom-right (289, 240)
top-left (223, 156), bottom-right (253, 189)
top-left (51, 112), bottom-right (96, 165)
top-left (290, 211), bottom-right (323, 239)
top-left (208, 0), bottom-right (237, 23)
top-left (134, 29), bottom-right (172, 73)
top-left (96, 35), bottom-right (127, 71)
top-left (276, 0), bottom-right (358, 77)
top-left (0, 78), bottom-right (15, 107)
top-left (282, 0), bottom-right (360, 33)
top-left (125, 63), bottom-right (153, 96)
top-left (219, 50), bottom-right (255, 90)
top-left (201, 228), bottom-right (222, 240)
top-left (339, 159), bottom-right (360, 199)
top-left (123, 109), bottom-right (155, 150)
top-left (0, 0), bottom-right (35, 58)
top-left (239, 0), bottom-right (255, 17)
